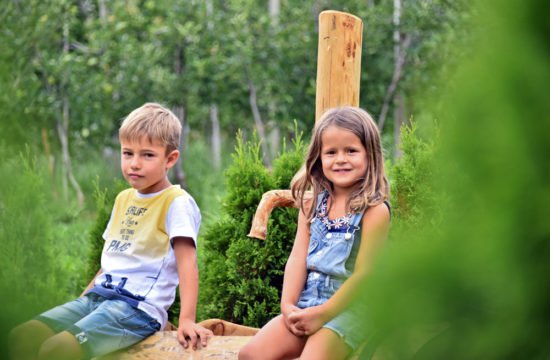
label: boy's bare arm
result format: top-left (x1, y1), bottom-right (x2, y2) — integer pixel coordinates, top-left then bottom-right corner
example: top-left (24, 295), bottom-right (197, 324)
top-left (173, 237), bottom-right (212, 350)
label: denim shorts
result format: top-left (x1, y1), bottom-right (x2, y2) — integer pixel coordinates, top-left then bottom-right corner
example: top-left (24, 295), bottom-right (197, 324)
top-left (297, 271), bottom-right (371, 351)
top-left (36, 293), bottom-right (160, 358)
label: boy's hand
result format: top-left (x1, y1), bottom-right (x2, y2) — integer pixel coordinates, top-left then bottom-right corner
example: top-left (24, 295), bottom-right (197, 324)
top-left (287, 305), bottom-right (326, 336)
top-left (177, 318), bottom-right (213, 350)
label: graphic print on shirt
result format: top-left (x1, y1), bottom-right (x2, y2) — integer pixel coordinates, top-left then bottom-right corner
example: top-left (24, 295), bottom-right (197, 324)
top-left (105, 205), bottom-right (149, 254)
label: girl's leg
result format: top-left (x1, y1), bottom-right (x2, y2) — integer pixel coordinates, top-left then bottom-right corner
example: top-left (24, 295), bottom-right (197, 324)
top-left (239, 315), bottom-right (307, 360)
top-left (9, 320), bottom-right (55, 360)
top-left (300, 328), bottom-right (351, 360)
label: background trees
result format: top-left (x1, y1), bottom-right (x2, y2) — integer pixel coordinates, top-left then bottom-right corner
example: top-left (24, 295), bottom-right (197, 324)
top-left (0, 0), bottom-right (473, 353)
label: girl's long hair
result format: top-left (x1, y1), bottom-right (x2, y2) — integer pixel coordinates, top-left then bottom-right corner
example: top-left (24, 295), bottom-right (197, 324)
top-left (291, 107), bottom-right (389, 220)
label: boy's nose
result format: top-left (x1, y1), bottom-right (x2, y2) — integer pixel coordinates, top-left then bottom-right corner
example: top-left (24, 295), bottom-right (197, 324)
top-left (130, 158), bottom-right (141, 169)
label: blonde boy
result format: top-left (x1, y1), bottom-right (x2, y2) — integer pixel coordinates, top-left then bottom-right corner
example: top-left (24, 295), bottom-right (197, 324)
top-left (9, 103), bottom-right (212, 359)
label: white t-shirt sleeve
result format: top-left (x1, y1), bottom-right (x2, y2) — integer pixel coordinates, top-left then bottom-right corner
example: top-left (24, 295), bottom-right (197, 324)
top-left (166, 194), bottom-right (201, 247)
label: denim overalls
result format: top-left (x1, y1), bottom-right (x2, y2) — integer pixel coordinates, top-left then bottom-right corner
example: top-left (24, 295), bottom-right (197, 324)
top-left (296, 191), bottom-right (367, 350)
top-left (298, 192), bottom-right (364, 306)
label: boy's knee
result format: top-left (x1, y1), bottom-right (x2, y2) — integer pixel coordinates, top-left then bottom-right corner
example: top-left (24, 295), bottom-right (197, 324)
top-left (9, 320), bottom-right (55, 359)
top-left (37, 331), bottom-right (82, 360)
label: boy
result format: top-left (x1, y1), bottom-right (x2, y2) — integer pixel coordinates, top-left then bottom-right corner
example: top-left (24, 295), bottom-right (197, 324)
top-left (9, 103), bottom-right (212, 359)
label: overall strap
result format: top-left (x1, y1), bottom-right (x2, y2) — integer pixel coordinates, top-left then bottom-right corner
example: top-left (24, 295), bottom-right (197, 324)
top-left (314, 191), bottom-right (327, 212)
top-left (350, 209), bottom-right (364, 228)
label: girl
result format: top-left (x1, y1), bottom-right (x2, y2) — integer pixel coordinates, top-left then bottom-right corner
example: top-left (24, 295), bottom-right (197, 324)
top-left (239, 107), bottom-right (390, 360)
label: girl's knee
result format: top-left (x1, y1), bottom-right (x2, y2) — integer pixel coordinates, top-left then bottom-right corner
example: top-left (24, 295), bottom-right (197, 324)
top-left (238, 341), bottom-right (259, 360)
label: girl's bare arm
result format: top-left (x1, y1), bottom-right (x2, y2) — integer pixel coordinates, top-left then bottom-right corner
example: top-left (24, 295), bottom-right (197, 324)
top-left (280, 205), bottom-right (311, 319)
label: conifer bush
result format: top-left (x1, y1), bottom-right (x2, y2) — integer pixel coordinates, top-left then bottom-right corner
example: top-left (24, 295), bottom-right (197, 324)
top-left (82, 179), bottom-right (126, 290)
top-left (199, 132), bottom-right (306, 327)
top-left (390, 121), bottom-right (441, 229)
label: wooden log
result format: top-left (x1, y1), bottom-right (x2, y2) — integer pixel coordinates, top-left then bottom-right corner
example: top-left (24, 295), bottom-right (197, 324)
top-left (98, 333), bottom-right (252, 360)
top-left (199, 318), bottom-right (259, 336)
top-left (315, 10), bottom-right (363, 121)
top-left (248, 11), bottom-right (363, 240)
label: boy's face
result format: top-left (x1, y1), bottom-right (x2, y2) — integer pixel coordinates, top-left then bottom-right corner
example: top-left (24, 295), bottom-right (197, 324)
top-left (120, 137), bottom-right (179, 194)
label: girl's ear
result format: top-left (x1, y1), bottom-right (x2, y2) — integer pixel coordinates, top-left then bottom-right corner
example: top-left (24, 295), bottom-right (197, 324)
top-left (166, 149), bottom-right (180, 169)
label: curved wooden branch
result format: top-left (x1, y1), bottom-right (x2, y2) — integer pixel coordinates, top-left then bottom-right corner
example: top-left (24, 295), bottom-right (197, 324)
top-left (247, 190), bottom-right (297, 240)
top-left (198, 318), bottom-right (259, 336)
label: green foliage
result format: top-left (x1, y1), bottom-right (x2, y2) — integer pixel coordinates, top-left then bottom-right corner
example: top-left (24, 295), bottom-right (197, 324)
top-left (181, 136), bottom-right (227, 221)
top-left (0, 149), bottom-right (67, 333)
top-left (82, 178), bottom-right (127, 289)
top-left (390, 121), bottom-right (440, 228)
top-left (356, 0), bottom-right (550, 358)
top-left (199, 132), bottom-right (306, 326)
top-left (223, 132), bottom-right (275, 219)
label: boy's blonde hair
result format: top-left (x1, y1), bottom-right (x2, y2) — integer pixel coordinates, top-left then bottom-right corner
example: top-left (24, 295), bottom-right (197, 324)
top-left (291, 106), bottom-right (389, 220)
top-left (119, 103), bottom-right (182, 153)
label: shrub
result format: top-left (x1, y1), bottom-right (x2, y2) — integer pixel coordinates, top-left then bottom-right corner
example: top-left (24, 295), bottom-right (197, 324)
top-left (0, 149), bottom-right (67, 332)
top-left (199, 131), bottom-right (305, 327)
top-left (81, 179), bottom-right (126, 290)
top-left (390, 121), bottom-right (441, 229)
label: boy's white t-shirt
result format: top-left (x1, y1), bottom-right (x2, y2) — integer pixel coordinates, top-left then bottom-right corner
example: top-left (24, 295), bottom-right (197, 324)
top-left (93, 185), bottom-right (201, 328)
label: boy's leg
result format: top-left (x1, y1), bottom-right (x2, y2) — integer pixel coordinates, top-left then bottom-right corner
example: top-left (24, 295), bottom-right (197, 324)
top-left (9, 320), bottom-right (55, 360)
top-left (9, 295), bottom-right (95, 360)
top-left (238, 315), bottom-right (307, 360)
top-left (64, 298), bottom-right (161, 358)
top-left (300, 327), bottom-right (351, 360)
top-left (37, 331), bottom-right (83, 360)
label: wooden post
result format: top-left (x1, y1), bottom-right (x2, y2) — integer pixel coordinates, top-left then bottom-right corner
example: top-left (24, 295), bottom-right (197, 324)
top-left (248, 11), bottom-right (363, 240)
top-left (315, 10), bottom-right (363, 121)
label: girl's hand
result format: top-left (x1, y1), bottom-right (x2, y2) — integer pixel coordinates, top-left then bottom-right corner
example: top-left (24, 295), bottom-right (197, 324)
top-left (281, 302), bottom-right (304, 335)
top-left (177, 318), bottom-right (213, 350)
top-left (287, 305), bottom-right (327, 336)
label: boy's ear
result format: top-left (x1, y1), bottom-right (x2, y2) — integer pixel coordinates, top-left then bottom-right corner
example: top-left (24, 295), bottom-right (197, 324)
top-left (166, 149), bottom-right (180, 169)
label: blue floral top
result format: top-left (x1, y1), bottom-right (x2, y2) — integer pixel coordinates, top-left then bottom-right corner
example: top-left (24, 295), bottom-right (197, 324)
top-left (316, 191), bottom-right (355, 230)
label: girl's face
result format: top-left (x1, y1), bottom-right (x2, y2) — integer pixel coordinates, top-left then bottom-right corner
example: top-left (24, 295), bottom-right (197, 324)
top-left (320, 125), bottom-right (367, 195)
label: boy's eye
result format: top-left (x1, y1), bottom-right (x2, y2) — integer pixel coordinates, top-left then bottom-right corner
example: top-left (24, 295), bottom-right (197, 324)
top-left (144, 153), bottom-right (155, 158)
top-left (122, 151), bottom-right (132, 156)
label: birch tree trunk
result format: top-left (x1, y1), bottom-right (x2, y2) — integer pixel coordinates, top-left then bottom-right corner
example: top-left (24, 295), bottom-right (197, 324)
top-left (393, 92), bottom-right (405, 159)
top-left (210, 104), bottom-right (221, 169)
top-left (269, 0), bottom-right (280, 26)
top-left (58, 10), bottom-right (84, 206)
top-left (206, 0), bottom-right (221, 170)
top-left (248, 77), bottom-right (271, 168)
top-left (172, 104), bottom-right (187, 188)
top-left (268, 0), bottom-right (280, 158)
top-left (378, 0), bottom-right (411, 132)
top-left (172, 45), bottom-right (187, 188)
